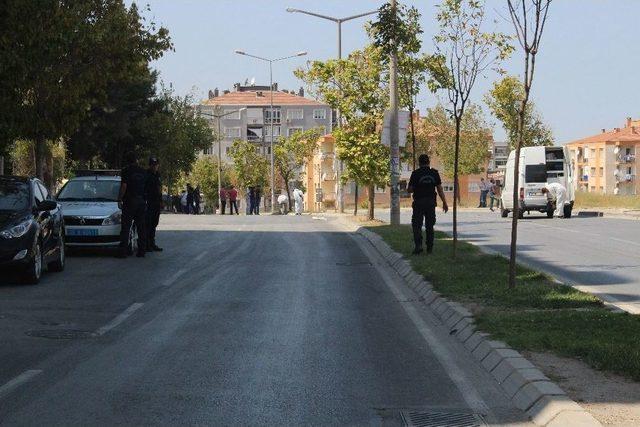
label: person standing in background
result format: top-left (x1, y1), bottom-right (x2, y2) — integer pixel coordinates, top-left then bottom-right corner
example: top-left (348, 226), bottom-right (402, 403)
top-left (254, 186), bottom-right (261, 215)
top-left (219, 187), bottom-right (227, 215)
top-left (478, 178), bottom-right (489, 208)
top-left (117, 151), bottom-right (147, 258)
top-left (228, 185), bottom-right (239, 215)
top-left (293, 187), bottom-right (304, 215)
top-left (489, 179), bottom-right (501, 212)
top-left (186, 184), bottom-right (194, 214)
top-left (194, 186), bottom-right (201, 215)
top-left (145, 157), bottom-right (163, 252)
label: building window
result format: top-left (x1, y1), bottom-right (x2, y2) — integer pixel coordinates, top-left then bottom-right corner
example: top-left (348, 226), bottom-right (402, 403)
top-left (599, 167), bottom-right (604, 177)
top-left (287, 127), bottom-right (304, 137)
top-left (224, 127), bottom-right (241, 138)
top-left (375, 186), bottom-right (386, 194)
top-left (247, 127), bottom-right (263, 141)
top-left (313, 109), bottom-right (326, 120)
top-left (590, 167), bottom-right (596, 177)
top-left (264, 109), bottom-right (281, 124)
top-left (286, 109), bottom-right (304, 120)
top-left (224, 109), bottom-right (241, 120)
top-left (265, 126), bottom-right (281, 137)
top-left (442, 184), bottom-right (454, 192)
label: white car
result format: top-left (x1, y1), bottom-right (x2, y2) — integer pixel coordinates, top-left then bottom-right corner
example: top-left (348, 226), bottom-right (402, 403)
top-left (56, 172), bottom-right (139, 252)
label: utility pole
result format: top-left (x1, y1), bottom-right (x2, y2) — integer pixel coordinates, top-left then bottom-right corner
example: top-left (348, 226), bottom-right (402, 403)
top-left (389, 0), bottom-right (401, 226)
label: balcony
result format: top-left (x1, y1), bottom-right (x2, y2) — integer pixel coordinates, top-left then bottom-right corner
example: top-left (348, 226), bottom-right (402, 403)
top-left (616, 154), bottom-right (636, 163)
top-left (616, 174), bottom-right (635, 183)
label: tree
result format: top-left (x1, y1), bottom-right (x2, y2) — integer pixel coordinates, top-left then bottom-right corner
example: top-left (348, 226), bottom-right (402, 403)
top-left (431, 0), bottom-right (512, 256)
top-left (506, 0), bottom-right (553, 288)
top-left (295, 45), bottom-right (389, 218)
top-left (274, 128), bottom-right (322, 212)
top-left (422, 104), bottom-right (492, 181)
top-left (189, 155), bottom-right (233, 213)
top-left (485, 75), bottom-right (553, 148)
top-left (228, 139), bottom-right (269, 192)
top-left (0, 0), bottom-right (171, 185)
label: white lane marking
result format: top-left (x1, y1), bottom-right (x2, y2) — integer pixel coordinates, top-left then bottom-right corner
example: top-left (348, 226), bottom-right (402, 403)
top-left (352, 235), bottom-right (490, 414)
top-left (0, 370), bottom-right (42, 399)
top-left (93, 303), bottom-right (144, 337)
top-left (610, 237), bottom-right (640, 247)
top-left (195, 251), bottom-right (207, 261)
top-left (163, 268), bottom-right (187, 287)
top-left (312, 216), bottom-right (327, 221)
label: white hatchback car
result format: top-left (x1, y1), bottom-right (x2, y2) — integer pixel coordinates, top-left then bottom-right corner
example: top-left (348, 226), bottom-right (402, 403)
top-left (56, 172), bottom-right (139, 252)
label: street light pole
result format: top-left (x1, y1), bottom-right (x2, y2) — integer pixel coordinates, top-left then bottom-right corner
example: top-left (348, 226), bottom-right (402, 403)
top-left (234, 49), bottom-right (307, 213)
top-left (199, 107), bottom-right (246, 214)
top-left (286, 7), bottom-right (378, 213)
top-left (389, 0), bottom-right (400, 226)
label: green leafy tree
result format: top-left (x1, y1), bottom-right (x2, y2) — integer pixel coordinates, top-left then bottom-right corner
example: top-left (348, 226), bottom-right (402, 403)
top-left (9, 140), bottom-right (66, 187)
top-left (422, 104), bottom-right (492, 179)
top-left (431, 0), bottom-right (512, 256)
top-left (0, 0), bottom-right (171, 186)
top-left (228, 139), bottom-right (269, 192)
top-left (485, 76), bottom-right (553, 148)
top-left (296, 45), bottom-right (389, 219)
top-left (274, 128), bottom-right (322, 212)
top-left (188, 155), bottom-right (233, 213)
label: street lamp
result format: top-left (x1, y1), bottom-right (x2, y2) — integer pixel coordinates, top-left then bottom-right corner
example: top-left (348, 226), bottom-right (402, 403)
top-left (234, 49), bottom-right (308, 213)
top-left (286, 7), bottom-right (378, 213)
top-left (199, 107), bottom-right (246, 214)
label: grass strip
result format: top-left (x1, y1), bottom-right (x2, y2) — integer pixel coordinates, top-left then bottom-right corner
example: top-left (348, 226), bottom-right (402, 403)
top-left (369, 224), bottom-right (640, 381)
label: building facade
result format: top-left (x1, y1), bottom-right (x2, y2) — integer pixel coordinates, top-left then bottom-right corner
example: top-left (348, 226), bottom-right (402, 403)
top-left (565, 117), bottom-right (639, 195)
top-left (197, 84), bottom-right (332, 163)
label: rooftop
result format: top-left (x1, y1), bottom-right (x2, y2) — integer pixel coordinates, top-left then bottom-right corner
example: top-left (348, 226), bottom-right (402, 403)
top-left (201, 84), bottom-right (326, 107)
top-left (567, 117), bottom-right (640, 145)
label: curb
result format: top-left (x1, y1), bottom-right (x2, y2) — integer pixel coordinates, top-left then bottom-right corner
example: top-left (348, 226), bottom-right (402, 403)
top-left (353, 225), bottom-right (601, 427)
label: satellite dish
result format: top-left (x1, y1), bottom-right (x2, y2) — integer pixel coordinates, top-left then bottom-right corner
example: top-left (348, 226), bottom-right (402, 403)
top-left (614, 146), bottom-right (620, 154)
top-left (250, 77), bottom-right (256, 86)
top-left (614, 169), bottom-right (619, 176)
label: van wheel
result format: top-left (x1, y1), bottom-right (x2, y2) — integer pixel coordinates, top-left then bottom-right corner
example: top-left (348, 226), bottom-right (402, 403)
top-left (501, 209), bottom-right (509, 218)
top-left (563, 204), bottom-right (572, 219)
top-left (546, 209), bottom-right (554, 218)
top-left (518, 209), bottom-right (524, 219)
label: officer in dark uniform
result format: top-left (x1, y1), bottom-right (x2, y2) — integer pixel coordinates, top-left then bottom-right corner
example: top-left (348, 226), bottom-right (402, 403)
top-left (407, 154), bottom-right (449, 255)
top-left (117, 151), bottom-right (147, 258)
top-left (145, 157), bottom-right (163, 252)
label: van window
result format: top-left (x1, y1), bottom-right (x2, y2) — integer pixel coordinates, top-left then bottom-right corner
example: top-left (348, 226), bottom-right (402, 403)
top-left (525, 164), bottom-right (547, 183)
top-left (546, 162), bottom-right (564, 172)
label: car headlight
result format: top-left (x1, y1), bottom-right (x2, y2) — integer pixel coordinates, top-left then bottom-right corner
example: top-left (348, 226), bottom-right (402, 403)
top-left (0, 220), bottom-right (32, 239)
top-left (102, 211), bottom-right (122, 226)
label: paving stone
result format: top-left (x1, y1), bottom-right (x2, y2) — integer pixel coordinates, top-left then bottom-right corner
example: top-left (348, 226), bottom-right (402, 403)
top-left (450, 317), bottom-right (472, 333)
top-left (512, 381), bottom-right (565, 411)
top-left (430, 297), bottom-right (444, 310)
top-left (472, 340), bottom-right (508, 362)
top-left (491, 358), bottom-right (536, 383)
top-left (423, 291), bottom-right (438, 305)
top-left (546, 410), bottom-right (601, 427)
top-left (481, 348), bottom-right (522, 372)
top-left (464, 332), bottom-right (489, 352)
top-left (445, 312), bottom-right (463, 329)
top-left (503, 368), bottom-right (552, 398)
top-left (435, 300), bottom-right (451, 318)
top-left (527, 395), bottom-right (586, 426)
top-left (455, 323), bottom-right (476, 342)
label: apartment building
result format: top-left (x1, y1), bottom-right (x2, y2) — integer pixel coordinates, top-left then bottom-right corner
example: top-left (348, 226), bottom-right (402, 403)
top-left (197, 84), bottom-right (332, 163)
top-left (565, 117), bottom-right (639, 195)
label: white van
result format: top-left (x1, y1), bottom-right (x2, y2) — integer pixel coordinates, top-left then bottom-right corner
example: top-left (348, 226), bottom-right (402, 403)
top-left (501, 146), bottom-right (574, 218)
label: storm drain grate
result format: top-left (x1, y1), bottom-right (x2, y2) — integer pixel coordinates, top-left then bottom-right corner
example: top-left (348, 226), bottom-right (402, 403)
top-left (401, 411), bottom-right (485, 427)
top-left (26, 329), bottom-right (93, 340)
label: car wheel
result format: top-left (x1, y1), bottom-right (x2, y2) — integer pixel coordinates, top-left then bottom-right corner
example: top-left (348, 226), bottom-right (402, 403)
top-left (23, 241), bottom-right (43, 284)
top-left (563, 204), bottom-right (572, 219)
top-left (48, 234), bottom-right (65, 272)
top-left (127, 224), bottom-right (138, 256)
top-left (501, 208), bottom-right (509, 218)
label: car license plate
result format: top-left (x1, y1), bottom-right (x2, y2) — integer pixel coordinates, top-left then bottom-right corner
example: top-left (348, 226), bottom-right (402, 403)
top-left (67, 228), bottom-right (98, 236)
top-left (528, 192), bottom-right (540, 196)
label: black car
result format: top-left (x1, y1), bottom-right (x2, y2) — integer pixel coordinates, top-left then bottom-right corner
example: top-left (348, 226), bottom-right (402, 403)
top-left (0, 176), bottom-right (65, 284)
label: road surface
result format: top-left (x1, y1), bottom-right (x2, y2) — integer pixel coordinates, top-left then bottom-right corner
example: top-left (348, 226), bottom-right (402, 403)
top-left (377, 208), bottom-right (640, 314)
top-left (0, 214), bottom-right (528, 426)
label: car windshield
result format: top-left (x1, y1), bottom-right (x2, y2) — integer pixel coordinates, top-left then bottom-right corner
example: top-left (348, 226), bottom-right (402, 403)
top-left (0, 180), bottom-right (30, 211)
top-left (57, 180), bottom-right (120, 202)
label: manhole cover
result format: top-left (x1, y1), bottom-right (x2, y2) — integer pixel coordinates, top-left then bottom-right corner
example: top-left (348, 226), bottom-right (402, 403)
top-left (26, 329), bottom-right (93, 339)
top-left (401, 411), bottom-right (485, 427)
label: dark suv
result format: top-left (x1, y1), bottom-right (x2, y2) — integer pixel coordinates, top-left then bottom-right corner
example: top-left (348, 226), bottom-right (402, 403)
top-left (0, 176), bottom-right (65, 283)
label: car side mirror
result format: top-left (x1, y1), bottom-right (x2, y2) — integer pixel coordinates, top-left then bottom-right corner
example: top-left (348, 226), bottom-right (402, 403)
top-left (36, 200), bottom-right (58, 211)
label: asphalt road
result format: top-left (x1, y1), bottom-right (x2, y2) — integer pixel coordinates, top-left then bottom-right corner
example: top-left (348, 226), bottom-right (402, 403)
top-left (377, 208), bottom-right (640, 314)
top-left (0, 214), bottom-right (528, 426)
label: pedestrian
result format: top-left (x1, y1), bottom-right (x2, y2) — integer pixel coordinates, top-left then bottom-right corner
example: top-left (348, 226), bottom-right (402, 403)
top-left (248, 186), bottom-right (255, 214)
top-left (541, 182), bottom-right (568, 218)
top-left (489, 179), bottom-right (501, 212)
top-left (478, 177), bottom-right (489, 208)
top-left (186, 184), bottom-right (195, 214)
top-left (144, 156), bottom-right (163, 252)
top-left (194, 186), bottom-right (201, 215)
top-left (246, 187), bottom-right (252, 215)
top-left (254, 186), bottom-right (261, 215)
top-left (277, 191), bottom-right (288, 215)
top-left (293, 187), bottom-right (304, 215)
top-left (180, 190), bottom-right (187, 213)
top-left (228, 185), bottom-right (239, 215)
top-left (116, 151), bottom-right (147, 258)
top-left (219, 187), bottom-right (227, 214)
top-left (408, 154), bottom-right (449, 255)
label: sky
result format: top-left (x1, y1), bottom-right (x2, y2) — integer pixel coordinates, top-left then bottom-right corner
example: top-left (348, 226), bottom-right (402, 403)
top-left (130, 0), bottom-right (640, 144)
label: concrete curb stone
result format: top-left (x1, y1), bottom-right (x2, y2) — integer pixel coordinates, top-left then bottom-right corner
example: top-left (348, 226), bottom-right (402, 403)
top-left (353, 225), bottom-right (601, 427)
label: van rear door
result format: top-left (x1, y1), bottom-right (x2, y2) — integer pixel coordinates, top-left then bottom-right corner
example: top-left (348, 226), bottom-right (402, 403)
top-left (524, 164), bottom-right (547, 204)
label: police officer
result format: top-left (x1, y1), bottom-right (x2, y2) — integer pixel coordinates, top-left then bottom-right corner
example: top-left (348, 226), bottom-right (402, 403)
top-left (145, 157), bottom-right (163, 252)
top-left (117, 151), bottom-right (147, 258)
top-left (407, 154), bottom-right (449, 255)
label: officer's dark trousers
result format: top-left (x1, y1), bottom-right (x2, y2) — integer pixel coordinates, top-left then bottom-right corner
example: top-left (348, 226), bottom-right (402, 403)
top-left (412, 198), bottom-right (436, 251)
top-left (229, 200), bottom-right (238, 214)
top-left (146, 205), bottom-right (160, 248)
top-left (120, 197), bottom-right (146, 254)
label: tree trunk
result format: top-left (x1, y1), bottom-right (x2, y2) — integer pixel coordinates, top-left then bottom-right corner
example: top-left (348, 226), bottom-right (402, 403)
top-left (368, 184), bottom-right (375, 220)
top-left (452, 116), bottom-right (461, 258)
top-left (409, 106), bottom-right (417, 170)
top-left (508, 104), bottom-right (528, 288)
top-left (35, 137), bottom-right (46, 181)
top-left (284, 177), bottom-right (292, 213)
top-left (354, 183), bottom-right (359, 216)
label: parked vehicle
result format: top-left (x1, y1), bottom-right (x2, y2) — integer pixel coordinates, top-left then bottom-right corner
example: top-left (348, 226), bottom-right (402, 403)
top-left (0, 176), bottom-right (65, 284)
top-left (501, 146), bottom-right (575, 218)
top-left (56, 171), bottom-right (138, 253)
